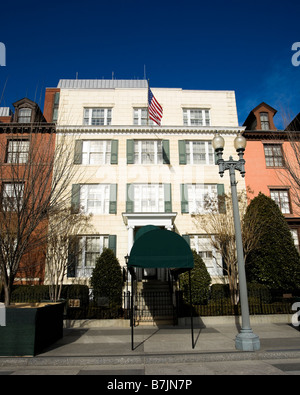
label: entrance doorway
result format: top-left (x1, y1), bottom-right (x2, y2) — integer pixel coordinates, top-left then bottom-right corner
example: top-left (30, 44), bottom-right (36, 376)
top-left (142, 268), bottom-right (157, 279)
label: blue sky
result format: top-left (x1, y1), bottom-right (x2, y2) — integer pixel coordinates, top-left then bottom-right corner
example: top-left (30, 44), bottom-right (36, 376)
top-left (0, 0), bottom-right (299, 128)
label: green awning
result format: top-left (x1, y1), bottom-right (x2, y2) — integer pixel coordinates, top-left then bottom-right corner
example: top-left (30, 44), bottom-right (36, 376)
top-left (128, 228), bottom-right (194, 270)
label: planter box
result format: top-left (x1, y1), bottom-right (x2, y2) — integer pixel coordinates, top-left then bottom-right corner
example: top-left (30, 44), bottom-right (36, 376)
top-left (0, 302), bottom-right (64, 356)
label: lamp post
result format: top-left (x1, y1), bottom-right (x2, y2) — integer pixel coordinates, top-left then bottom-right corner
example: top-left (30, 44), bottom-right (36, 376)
top-left (212, 132), bottom-right (260, 351)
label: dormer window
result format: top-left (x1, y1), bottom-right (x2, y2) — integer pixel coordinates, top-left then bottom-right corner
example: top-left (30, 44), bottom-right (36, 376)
top-left (260, 112), bottom-right (269, 130)
top-left (18, 108), bottom-right (32, 123)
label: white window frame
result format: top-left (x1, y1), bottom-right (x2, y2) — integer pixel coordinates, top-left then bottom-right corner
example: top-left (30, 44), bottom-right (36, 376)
top-left (77, 235), bottom-right (109, 277)
top-left (18, 108), bottom-right (32, 123)
top-left (270, 189), bottom-right (291, 214)
top-left (190, 234), bottom-right (223, 276)
top-left (187, 184), bottom-right (218, 214)
top-left (290, 229), bottom-right (300, 253)
top-left (260, 112), bottom-right (269, 130)
top-left (134, 140), bottom-right (163, 164)
top-left (264, 144), bottom-right (284, 167)
top-left (2, 182), bottom-right (24, 211)
top-left (80, 184), bottom-right (110, 214)
top-left (183, 109), bottom-right (210, 126)
top-left (133, 108), bottom-right (155, 125)
top-left (185, 141), bottom-right (214, 165)
top-left (82, 140), bottom-right (111, 165)
top-left (83, 108), bottom-right (112, 126)
top-left (6, 139), bottom-right (30, 164)
top-left (133, 184), bottom-right (164, 213)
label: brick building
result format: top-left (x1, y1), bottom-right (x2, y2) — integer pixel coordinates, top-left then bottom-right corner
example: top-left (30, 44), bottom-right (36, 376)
top-left (243, 102), bottom-right (300, 250)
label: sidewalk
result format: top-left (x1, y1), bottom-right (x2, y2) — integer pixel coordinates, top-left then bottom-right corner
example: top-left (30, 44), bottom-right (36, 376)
top-left (0, 315), bottom-right (300, 375)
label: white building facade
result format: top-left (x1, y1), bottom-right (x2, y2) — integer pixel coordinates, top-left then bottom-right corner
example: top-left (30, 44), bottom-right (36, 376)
top-left (48, 79), bottom-right (245, 284)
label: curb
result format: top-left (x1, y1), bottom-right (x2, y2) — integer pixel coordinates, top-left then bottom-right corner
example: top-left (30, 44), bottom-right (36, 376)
top-left (1, 349), bottom-right (300, 367)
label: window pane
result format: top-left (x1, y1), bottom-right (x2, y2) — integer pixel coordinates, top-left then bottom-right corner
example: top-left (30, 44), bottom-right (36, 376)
top-left (83, 108), bottom-right (112, 125)
top-left (183, 109), bottom-right (210, 126)
top-left (264, 144), bottom-right (283, 167)
top-left (80, 184), bottom-right (110, 214)
top-left (270, 190), bottom-right (290, 213)
top-left (18, 108), bottom-right (32, 123)
top-left (7, 140), bottom-right (30, 163)
top-left (134, 184), bottom-right (164, 212)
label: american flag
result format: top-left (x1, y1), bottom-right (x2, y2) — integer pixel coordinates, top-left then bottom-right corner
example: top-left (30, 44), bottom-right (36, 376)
top-left (148, 88), bottom-right (163, 126)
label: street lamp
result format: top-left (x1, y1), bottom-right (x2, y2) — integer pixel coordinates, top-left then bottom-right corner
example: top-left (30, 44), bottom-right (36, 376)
top-left (212, 132), bottom-right (260, 351)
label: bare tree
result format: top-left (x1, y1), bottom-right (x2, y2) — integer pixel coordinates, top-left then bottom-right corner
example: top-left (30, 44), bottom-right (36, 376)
top-left (277, 116), bottom-right (300, 211)
top-left (0, 128), bottom-right (83, 306)
top-left (193, 190), bottom-right (259, 305)
top-left (45, 207), bottom-right (93, 302)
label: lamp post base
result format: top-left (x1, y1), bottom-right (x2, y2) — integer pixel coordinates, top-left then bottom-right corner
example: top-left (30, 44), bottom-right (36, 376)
top-left (235, 328), bottom-right (260, 351)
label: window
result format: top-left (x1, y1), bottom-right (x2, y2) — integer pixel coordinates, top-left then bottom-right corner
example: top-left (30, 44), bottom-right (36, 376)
top-left (133, 108), bottom-right (155, 125)
top-left (185, 141), bottom-right (214, 165)
top-left (270, 189), bottom-right (290, 214)
top-left (260, 112), bottom-right (269, 130)
top-left (183, 109), bottom-right (210, 126)
top-left (80, 184), bottom-right (110, 214)
top-left (290, 229), bottom-right (300, 253)
top-left (18, 108), bottom-right (32, 123)
top-left (190, 235), bottom-right (223, 276)
top-left (77, 236), bottom-right (109, 277)
top-left (186, 184), bottom-right (218, 214)
top-left (134, 140), bottom-right (163, 164)
top-left (264, 144), bottom-right (284, 167)
top-left (127, 139), bottom-right (170, 165)
top-left (83, 108), bottom-right (112, 126)
top-left (126, 183), bottom-right (171, 213)
top-left (134, 184), bottom-right (164, 212)
top-left (82, 140), bottom-right (111, 164)
top-left (2, 182), bottom-right (24, 211)
top-left (6, 140), bottom-right (30, 163)
top-left (52, 92), bottom-right (60, 122)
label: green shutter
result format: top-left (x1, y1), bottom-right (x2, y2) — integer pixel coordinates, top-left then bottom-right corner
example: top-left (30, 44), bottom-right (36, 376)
top-left (164, 183), bottom-right (172, 212)
top-left (74, 140), bottom-right (83, 164)
top-left (182, 235), bottom-right (190, 246)
top-left (67, 236), bottom-right (78, 277)
top-left (71, 184), bottom-right (80, 213)
top-left (217, 184), bottom-right (226, 214)
top-left (126, 184), bottom-right (134, 213)
top-left (109, 184), bottom-right (117, 214)
top-left (181, 184), bottom-right (189, 213)
top-left (110, 140), bottom-right (118, 164)
top-left (162, 140), bottom-right (170, 164)
top-left (127, 140), bottom-right (134, 164)
top-left (178, 140), bottom-right (187, 164)
top-left (108, 235), bottom-right (117, 255)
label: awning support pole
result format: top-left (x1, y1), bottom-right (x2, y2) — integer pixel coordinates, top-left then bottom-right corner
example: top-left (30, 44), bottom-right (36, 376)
top-left (131, 276), bottom-right (134, 350)
top-left (189, 270), bottom-right (194, 349)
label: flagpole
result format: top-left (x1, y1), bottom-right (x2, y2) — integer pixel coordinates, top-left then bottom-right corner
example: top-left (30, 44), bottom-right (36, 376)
top-left (147, 78), bottom-right (150, 126)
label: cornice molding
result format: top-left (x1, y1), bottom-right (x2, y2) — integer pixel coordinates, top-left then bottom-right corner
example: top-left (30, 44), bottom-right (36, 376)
top-left (0, 123), bottom-right (56, 134)
top-left (243, 130), bottom-right (300, 141)
top-left (56, 125), bottom-right (245, 135)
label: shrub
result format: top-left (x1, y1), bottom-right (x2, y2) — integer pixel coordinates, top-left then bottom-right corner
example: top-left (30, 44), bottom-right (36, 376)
top-left (244, 193), bottom-right (300, 290)
top-left (91, 248), bottom-right (124, 308)
top-left (179, 250), bottom-right (211, 304)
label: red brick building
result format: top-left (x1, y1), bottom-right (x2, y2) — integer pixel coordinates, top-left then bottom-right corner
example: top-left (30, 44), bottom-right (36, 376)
top-left (0, 98), bottom-right (56, 287)
top-left (243, 102), bottom-right (300, 250)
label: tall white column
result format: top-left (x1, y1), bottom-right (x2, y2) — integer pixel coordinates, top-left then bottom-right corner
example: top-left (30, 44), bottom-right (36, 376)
top-left (127, 225), bottom-right (135, 254)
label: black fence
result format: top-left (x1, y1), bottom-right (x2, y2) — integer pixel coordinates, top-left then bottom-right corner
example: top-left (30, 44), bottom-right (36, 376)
top-left (3, 284), bottom-right (300, 320)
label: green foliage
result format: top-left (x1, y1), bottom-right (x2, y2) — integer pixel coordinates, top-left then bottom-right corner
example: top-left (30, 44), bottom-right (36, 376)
top-left (91, 248), bottom-right (124, 308)
top-left (7, 284), bottom-right (89, 304)
top-left (179, 250), bottom-right (211, 304)
top-left (243, 193), bottom-right (300, 290)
